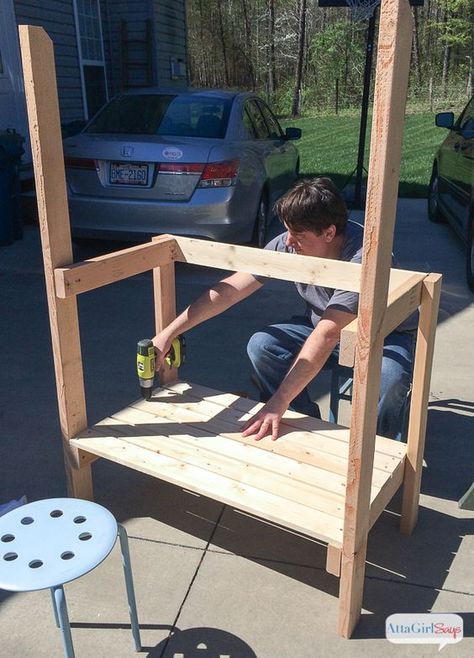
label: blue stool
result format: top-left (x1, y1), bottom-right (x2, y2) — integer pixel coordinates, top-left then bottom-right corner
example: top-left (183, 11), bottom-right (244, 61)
top-left (0, 498), bottom-right (141, 657)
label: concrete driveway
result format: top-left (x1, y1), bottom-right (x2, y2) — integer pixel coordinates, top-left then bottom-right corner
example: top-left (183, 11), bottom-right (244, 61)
top-left (0, 198), bottom-right (473, 657)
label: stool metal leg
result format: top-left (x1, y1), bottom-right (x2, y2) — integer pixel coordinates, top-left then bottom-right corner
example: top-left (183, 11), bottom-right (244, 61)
top-left (329, 368), bottom-right (340, 424)
top-left (50, 587), bottom-right (60, 627)
top-left (52, 585), bottom-right (75, 658)
top-left (117, 523), bottom-right (141, 651)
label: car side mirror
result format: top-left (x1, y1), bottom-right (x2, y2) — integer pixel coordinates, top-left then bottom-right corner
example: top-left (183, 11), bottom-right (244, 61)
top-left (435, 112), bottom-right (454, 129)
top-left (284, 127), bottom-right (302, 140)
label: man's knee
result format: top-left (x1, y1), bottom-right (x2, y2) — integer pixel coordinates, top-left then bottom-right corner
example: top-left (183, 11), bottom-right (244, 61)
top-left (380, 362), bottom-right (411, 405)
top-left (247, 331), bottom-right (270, 366)
top-left (247, 329), bottom-right (294, 368)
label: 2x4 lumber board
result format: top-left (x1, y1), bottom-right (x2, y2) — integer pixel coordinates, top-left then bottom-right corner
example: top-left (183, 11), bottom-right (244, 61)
top-left (53, 235), bottom-right (422, 300)
top-left (54, 236), bottom-right (176, 298)
top-left (326, 545), bottom-right (342, 577)
top-left (152, 380), bottom-right (406, 462)
top-left (19, 25), bottom-right (94, 492)
top-left (111, 404), bottom-right (394, 502)
top-left (153, 240), bottom-right (178, 385)
top-left (400, 273), bottom-right (442, 535)
top-left (108, 410), bottom-right (351, 502)
top-left (122, 400), bottom-right (350, 495)
top-left (173, 236), bottom-right (362, 292)
top-left (339, 273), bottom-right (425, 367)
top-left (88, 415), bottom-right (349, 521)
top-left (104, 409), bottom-right (404, 517)
top-left (338, 0), bottom-right (414, 639)
top-left (174, 236), bottom-right (420, 292)
top-left (368, 457), bottom-right (405, 529)
top-left (70, 434), bottom-right (344, 546)
top-left (129, 384), bottom-right (405, 480)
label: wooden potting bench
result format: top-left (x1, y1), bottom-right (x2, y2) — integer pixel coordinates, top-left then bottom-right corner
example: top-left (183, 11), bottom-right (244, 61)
top-left (19, 0), bottom-right (441, 638)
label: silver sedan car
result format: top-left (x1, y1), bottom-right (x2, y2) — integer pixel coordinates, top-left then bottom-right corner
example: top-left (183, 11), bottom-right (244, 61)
top-left (63, 88), bottom-right (301, 246)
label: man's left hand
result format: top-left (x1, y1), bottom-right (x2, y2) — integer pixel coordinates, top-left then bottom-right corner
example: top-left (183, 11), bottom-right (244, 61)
top-left (241, 396), bottom-right (288, 441)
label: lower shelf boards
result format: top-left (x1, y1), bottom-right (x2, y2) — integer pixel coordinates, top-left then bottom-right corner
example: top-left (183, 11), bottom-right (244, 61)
top-left (71, 381), bottom-right (406, 549)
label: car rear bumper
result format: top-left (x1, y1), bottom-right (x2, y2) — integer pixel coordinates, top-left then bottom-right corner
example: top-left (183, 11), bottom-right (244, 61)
top-left (68, 187), bottom-right (255, 243)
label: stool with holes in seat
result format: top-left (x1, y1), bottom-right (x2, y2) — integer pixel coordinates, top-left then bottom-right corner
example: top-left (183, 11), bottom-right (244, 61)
top-left (0, 498), bottom-right (141, 657)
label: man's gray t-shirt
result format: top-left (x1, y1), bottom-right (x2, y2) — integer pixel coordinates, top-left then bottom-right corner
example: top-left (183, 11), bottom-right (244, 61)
top-left (261, 221), bottom-right (417, 332)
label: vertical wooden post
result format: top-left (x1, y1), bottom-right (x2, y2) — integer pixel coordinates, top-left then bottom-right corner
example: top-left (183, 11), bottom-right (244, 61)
top-left (19, 26), bottom-right (93, 499)
top-left (338, 0), bottom-right (414, 638)
top-left (326, 545), bottom-right (342, 577)
top-left (400, 274), bottom-right (442, 535)
top-left (153, 237), bottom-right (178, 385)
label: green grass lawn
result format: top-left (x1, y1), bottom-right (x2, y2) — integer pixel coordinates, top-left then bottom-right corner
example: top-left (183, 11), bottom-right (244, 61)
top-left (280, 112), bottom-right (443, 198)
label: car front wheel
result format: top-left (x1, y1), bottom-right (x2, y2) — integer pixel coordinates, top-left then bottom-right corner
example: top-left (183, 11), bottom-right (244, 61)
top-left (467, 219), bottom-right (474, 292)
top-left (428, 165), bottom-right (445, 223)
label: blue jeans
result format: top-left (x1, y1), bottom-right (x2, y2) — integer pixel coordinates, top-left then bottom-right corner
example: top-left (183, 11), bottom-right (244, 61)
top-left (246, 315), bottom-right (415, 440)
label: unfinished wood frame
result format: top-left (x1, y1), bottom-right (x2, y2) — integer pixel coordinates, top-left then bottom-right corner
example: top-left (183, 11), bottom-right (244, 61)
top-left (20, 0), bottom-right (442, 639)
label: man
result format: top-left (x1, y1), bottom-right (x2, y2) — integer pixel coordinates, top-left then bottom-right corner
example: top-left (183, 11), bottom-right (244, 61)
top-left (153, 177), bottom-right (416, 442)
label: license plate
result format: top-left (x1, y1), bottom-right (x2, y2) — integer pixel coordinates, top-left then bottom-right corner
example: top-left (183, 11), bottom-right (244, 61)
top-left (110, 162), bottom-right (149, 185)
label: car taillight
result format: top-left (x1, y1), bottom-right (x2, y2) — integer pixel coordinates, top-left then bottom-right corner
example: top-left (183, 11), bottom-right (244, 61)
top-left (159, 163), bottom-right (204, 174)
top-left (64, 156), bottom-right (97, 170)
top-left (198, 159), bottom-right (240, 188)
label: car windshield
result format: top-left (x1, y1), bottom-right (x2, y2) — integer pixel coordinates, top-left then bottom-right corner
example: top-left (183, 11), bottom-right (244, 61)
top-left (85, 94), bottom-right (231, 138)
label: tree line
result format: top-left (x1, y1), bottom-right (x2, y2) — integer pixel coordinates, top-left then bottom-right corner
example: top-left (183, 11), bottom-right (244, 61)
top-left (186, 0), bottom-right (474, 116)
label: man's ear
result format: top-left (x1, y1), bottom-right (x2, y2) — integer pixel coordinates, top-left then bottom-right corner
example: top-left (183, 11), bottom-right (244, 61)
top-left (324, 224), bottom-right (337, 242)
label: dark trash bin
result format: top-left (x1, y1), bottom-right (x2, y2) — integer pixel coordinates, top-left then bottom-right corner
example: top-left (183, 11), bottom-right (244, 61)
top-left (0, 129), bottom-right (25, 246)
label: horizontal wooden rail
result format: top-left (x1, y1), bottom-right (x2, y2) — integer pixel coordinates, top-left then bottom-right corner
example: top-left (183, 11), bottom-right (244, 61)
top-left (339, 272), bottom-right (425, 367)
top-left (173, 236), bottom-right (363, 291)
top-left (54, 235), bottom-right (176, 297)
top-left (54, 232), bottom-right (425, 306)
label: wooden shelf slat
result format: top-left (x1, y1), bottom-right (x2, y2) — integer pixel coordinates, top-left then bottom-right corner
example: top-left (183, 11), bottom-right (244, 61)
top-left (71, 381), bottom-right (406, 549)
top-left (111, 405), bottom-right (392, 489)
top-left (71, 434), bottom-right (346, 546)
top-left (132, 381), bottom-right (405, 465)
top-left (154, 381), bottom-right (406, 458)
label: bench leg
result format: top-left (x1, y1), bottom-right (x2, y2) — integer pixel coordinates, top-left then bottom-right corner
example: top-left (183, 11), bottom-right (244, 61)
top-left (63, 444), bottom-right (94, 501)
top-left (118, 524), bottom-right (142, 651)
top-left (400, 274), bottom-right (442, 535)
top-left (51, 585), bottom-right (75, 658)
top-left (326, 545), bottom-right (341, 577)
top-left (338, 540), bottom-right (367, 638)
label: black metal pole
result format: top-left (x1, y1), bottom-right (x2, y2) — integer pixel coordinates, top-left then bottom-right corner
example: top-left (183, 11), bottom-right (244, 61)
top-left (354, 9), bottom-right (377, 209)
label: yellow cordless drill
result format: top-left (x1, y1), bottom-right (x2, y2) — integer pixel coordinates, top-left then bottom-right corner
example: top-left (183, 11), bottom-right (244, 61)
top-left (136, 336), bottom-right (185, 400)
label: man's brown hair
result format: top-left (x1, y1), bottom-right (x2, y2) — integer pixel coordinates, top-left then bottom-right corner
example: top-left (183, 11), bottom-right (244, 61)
top-left (274, 177), bottom-right (348, 235)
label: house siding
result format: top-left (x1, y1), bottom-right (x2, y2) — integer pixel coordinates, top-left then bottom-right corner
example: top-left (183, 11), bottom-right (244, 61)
top-left (14, 0), bottom-right (84, 122)
top-left (11, 0), bottom-right (187, 126)
top-left (152, 1), bottom-right (187, 87)
top-left (102, 0), bottom-right (153, 97)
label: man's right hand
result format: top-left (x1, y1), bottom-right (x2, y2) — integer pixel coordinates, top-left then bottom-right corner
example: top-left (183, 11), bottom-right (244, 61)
top-left (152, 333), bottom-right (173, 371)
